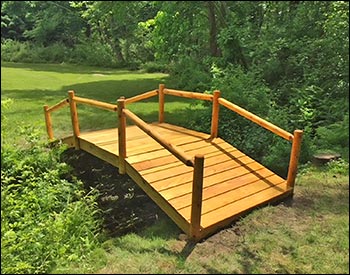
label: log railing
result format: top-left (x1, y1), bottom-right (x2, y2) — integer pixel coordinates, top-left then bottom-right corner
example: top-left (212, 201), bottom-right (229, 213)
top-left (44, 84), bottom-right (303, 240)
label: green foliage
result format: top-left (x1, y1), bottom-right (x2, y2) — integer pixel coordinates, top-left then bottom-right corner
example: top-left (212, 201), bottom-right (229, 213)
top-left (1, 129), bottom-right (102, 274)
top-left (141, 61), bottom-right (169, 73)
top-left (326, 158), bottom-right (349, 175)
top-left (167, 56), bottom-right (212, 91)
top-left (315, 115), bottom-right (349, 159)
top-left (1, 39), bottom-right (118, 67)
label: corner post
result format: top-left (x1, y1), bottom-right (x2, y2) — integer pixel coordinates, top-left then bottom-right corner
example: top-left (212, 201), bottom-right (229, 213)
top-left (68, 90), bottom-right (80, 149)
top-left (43, 105), bottom-right (54, 141)
top-left (287, 130), bottom-right (303, 189)
top-left (190, 154), bottom-right (205, 240)
top-left (158, 84), bottom-right (165, 123)
top-left (117, 97), bottom-right (127, 174)
top-left (210, 90), bottom-right (221, 139)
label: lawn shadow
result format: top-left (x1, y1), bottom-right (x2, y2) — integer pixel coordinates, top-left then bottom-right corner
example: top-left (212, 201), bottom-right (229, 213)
top-left (1, 61), bottom-right (146, 75)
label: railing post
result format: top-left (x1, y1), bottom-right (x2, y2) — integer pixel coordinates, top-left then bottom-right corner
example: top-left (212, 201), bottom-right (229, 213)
top-left (118, 97), bottom-right (127, 174)
top-left (43, 105), bottom-right (54, 141)
top-left (287, 130), bottom-right (303, 189)
top-left (68, 90), bottom-right (80, 149)
top-left (210, 90), bottom-right (221, 139)
top-left (158, 83), bottom-right (165, 123)
top-left (190, 154), bottom-right (205, 240)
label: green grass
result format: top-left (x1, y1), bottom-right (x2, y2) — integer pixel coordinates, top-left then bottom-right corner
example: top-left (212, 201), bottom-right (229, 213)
top-left (2, 62), bottom-right (348, 274)
top-left (1, 62), bottom-right (205, 142)
top-left (53, 164), bottom-right (349, 274)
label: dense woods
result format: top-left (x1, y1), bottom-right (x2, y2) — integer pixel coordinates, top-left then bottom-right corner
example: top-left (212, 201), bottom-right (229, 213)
top-left (2, 1), bottom-right (348, 172)
top-left (1, 1), bottom-right (349, 273)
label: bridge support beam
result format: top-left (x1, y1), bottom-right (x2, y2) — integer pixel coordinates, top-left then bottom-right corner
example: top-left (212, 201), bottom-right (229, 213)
top-left (118, 97), bottom-right (127, 174)
top-left (68, 90), bottom-right (80, 149)
top-left (190, 154), bottom-right (205, 240)
top-left (287, 130), bottom-right (303, 189)
top-left (210, 90), bottom-right (221, 139)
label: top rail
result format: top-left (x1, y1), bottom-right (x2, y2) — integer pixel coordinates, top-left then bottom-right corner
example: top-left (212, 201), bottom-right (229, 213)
top-left (74, 96), bottom-right (118, 112)
top-left (47, 98), bottom-right (69, 113)
top-left (125, 89), bottom-right (158, 105)
top-left (164, 88), bottom-right (213, 101)
top-left (218, 98), bottom-right (294, 141)
top-left (123, 108), bottom-right (194, 167)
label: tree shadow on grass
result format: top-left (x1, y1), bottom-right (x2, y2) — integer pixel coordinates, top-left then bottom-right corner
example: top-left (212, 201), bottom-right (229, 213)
top-left (2, 61), bottom-right (156, 75)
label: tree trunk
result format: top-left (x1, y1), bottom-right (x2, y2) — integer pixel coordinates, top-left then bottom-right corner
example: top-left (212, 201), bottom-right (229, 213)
top-left (207, 1), bottom-right (220, 57)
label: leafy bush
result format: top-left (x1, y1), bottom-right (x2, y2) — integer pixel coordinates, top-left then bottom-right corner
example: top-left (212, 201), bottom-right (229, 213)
top-left (315, 114), bottom-right (349, 159)
top-left (141, 61), bottom-right (169, 73)
top-left (1, 133), bottom-right (102, 274)
top-left (70, 40), bottom-right (118, 67)
top-left (167, 56), bottom-right (212, 91)
top-left (1, 39), bottom-right (119, 67)
top-left (1, 39), bottom-right (32, 62)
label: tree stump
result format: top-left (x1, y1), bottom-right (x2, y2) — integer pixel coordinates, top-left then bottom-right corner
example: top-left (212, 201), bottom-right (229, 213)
top-left (312, 153), bottom-right (341, 166)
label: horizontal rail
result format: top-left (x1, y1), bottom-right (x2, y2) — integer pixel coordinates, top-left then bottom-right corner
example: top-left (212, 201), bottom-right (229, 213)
top-left (74, 96), bottom-right (118, 112)
top-left (218, 98), bottom-right (294, 141)
top-left (164, 88), bottom-right (213, 101)
top-left (123, 108), bottom-right (194, 167)
top-left (47, 98), bottom-right (69, 113)
top-left (125, 89), bottom-right (158, 104)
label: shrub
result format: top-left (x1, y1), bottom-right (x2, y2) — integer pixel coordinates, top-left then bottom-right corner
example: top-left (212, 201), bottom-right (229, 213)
top-left (1, 132), bottom-right (102, 274)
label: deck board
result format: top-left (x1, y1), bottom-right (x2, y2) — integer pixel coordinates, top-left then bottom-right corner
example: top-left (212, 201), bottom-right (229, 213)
top-left (65, 122), bottom-right (291, 240)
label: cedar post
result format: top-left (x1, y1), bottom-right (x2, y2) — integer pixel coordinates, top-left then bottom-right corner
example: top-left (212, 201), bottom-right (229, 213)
top-left (68, 90), bottom-right (80, 149)
top-left (210, 90), bottom-right (221, 139)
top-left (118, 97), bottom-right (127, 174)
top-left (158, 84), bottom-right (165, 123)
top-left (190, 154), bottom-right (205, 240)
top-left (43, 105), bottom-right (54, 141)
top-left (287, 130), bottom-right (303, 189)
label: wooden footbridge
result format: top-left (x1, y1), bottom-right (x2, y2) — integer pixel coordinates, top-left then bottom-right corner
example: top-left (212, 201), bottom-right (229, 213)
top-left (44, 84), bottom-right (303, 241)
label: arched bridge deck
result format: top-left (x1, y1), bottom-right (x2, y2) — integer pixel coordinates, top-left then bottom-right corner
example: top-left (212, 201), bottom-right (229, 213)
top-left (44, 85), bottom-right (303, 241)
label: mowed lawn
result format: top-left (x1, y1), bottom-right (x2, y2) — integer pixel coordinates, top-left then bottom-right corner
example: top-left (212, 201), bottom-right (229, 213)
top-left (1, 62), bottom-right (203, 141)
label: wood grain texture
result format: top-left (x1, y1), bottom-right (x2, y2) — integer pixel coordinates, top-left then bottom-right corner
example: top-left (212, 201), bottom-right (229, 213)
top-left (62, 122), bottom-right (293, 241)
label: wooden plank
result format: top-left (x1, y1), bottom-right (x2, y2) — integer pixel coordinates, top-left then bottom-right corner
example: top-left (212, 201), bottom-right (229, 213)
top-left (178, 175), bottom-right (287, 221)
top-left (159, 158), bottom-right (272, 199)
top-left (125, 163), bottom-right (190, 235)
top-left (200, 190), bottom-right (292, 238)
top-left (154, 123), bottom-right (211, 139)
top-left (144, 148), bottom-right (245, 183)
top-left (124, 132), bottom-right (206, 157)
top-left (135, 141), bottom-right (239, 178)
top-left (154, 156), bottom-right (257, 193)
top-left (199, 181), bottom-right (289, 228)
top-left (61, 135), bottom-right (74, 147)
top-left (169, 167), bottom-right (274, 210)
top-left (79, 139), bottom-right (119, 167)
top-left (140, 146), bottom-right (239, 176)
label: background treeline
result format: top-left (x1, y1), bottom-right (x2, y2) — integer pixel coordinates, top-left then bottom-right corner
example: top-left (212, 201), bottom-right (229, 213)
top-left (1, 1), bottom-right (349, 174)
